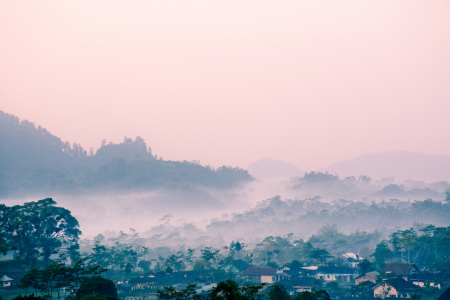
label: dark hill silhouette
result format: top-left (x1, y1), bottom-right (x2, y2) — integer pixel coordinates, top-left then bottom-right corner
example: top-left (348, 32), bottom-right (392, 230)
top-left (0, 111), bottom-right (252, 198)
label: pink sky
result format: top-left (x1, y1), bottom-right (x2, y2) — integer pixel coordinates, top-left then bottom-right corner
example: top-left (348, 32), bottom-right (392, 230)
top-left (1, 1), bottom-right (449, 171)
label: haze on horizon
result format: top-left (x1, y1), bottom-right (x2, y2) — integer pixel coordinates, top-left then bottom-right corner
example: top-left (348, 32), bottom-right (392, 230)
top-left (1, 1), bottom-right (449, 172)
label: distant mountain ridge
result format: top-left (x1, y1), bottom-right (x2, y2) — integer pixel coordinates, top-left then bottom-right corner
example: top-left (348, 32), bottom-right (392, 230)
top-left (0, 111), bottom-right (252, 198)
top-left (320, 151), bottom-right (450, 183)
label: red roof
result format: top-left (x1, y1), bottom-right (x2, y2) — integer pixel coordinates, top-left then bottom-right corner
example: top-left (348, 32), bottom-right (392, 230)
top-left (242, 267), bottom-right (278, 276)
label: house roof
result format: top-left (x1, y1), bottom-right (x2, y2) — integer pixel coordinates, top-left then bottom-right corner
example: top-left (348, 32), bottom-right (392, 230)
top-left (375, 277), bottom-right (420, 292)
top-left (438, 287), bottom-right (450, 300)
top-left (301, 266), bottom-right (318, 271)
top-left (0, 275), bottom-right (13, 282)
top-left (381, 263), bottom-right (419, 276)
top-left (366, 271), bottom-right (380, 278)
top-left (409, 272), bottom-right (443, 281)
top-left (355, 271), bottom-right (380, 280)
top-left (242, 267), bottom-right (278, 276)
top-left (283, 270), bottom-right (302, 277)
top-left (233, 259), bottom-right (251, 272)
top-left (316, 266), bottom-right (358, 275)
top-left (341, 253), bottom-right (362, 262)
top-left (357, 281), bottom-right (376, 289)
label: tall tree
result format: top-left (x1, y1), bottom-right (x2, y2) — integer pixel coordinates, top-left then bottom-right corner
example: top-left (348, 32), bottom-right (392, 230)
top-left (1, 198), bottom-right (81, 266)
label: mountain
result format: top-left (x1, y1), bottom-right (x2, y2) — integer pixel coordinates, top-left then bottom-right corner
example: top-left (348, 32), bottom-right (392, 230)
top-left (320, 151), bottom-right (450, 183)
top-left (247, 158), bottom-right (304, 180)
top-left (0, 111), bottom-right (253, 198)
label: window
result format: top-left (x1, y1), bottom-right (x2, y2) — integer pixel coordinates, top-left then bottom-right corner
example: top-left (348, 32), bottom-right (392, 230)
top-left (327, 275), bottom-right (330, 279)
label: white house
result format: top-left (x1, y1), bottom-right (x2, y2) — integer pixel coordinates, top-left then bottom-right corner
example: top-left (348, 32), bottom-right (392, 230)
top-left (1, 275), bottom-right (14, 288)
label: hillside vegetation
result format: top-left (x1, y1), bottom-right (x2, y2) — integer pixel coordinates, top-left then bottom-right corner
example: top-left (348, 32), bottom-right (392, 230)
top-left (0, 111), bottom-right (253, 198)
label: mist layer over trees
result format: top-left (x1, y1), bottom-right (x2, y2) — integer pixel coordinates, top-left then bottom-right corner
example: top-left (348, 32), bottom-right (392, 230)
top-left (2, 198), bottom-right (450, 295)
top-left (0, 111), bottom-right (253, 198)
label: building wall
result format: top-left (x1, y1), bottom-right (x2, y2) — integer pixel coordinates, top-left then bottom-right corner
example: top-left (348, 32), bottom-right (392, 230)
top-left (355, 275), bottom-right (376, 285)
top-left (261, 276), bottom-right (274, 283)
top-left (374, 284), bottom-right (398, 299)
top-left (317, 273), bottom-right (353, 282)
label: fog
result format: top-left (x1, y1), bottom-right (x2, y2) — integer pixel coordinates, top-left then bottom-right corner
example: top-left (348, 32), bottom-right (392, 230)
top-left (3, 173), bottom-right (449, 251)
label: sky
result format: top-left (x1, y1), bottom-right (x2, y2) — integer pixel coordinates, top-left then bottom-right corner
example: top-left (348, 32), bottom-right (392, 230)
top-left (1, 1), bottom-right (449, 171)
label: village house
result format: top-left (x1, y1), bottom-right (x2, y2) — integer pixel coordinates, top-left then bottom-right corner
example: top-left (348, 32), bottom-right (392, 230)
top-left (340, 253), bottom-right (363, 268)
top-left (128, 271), bottom-right (203, 291)
top-left (241, 267), bottom-right (280, 284)
top-left (123, 294), bottom-right (158, 300)
top-left (373, 277), bottom-right (420, 299)
top-left (301, 266), bottom-right (318, 277)
top-left (409, 272), bottom-right (443, 289)
top-left (315, 266), bottom-right (359, 282)
top-left (0, 275), bottom-right (14, 289)
top-left (355, 271), bottom-right (380, 285)
top-left (117, 282), bottom-right (132, 293)
top-left (280, 277), bottom-right (317, 293)
top-left (381, 263), bottom-right (420, 281)
top-left (282, 269), bottom-right (303, 279)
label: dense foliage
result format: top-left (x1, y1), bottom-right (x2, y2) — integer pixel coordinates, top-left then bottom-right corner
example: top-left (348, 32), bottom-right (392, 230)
top-left (18, 260), bottom-right (107, 299)
top-left (76, 276), bottom-right (117, 298)
top-left (0, 198), bottom-right (81, 266)
top-left (0, 197), bottom-right (449, 300)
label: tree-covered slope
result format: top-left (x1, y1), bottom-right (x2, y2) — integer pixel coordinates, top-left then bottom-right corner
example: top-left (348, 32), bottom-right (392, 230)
top-left (0, 111), bottom-right (253, 197)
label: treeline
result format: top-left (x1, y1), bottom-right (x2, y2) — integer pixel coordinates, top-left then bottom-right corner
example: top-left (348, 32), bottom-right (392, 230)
top-left (2, 198), bottom-right (450, 289)
top-left (14, 261), bottom-right (118, 300)
top-left (0, 111), bottom-right (253, 198)
top-left (204, 196), bottom-right (450, 242)
top-left (81, 226), bottom-right (450, 275)
top-left (372, 225), bottom-right (450, 270)
top-left (289, 171), bottom-right (449, 201)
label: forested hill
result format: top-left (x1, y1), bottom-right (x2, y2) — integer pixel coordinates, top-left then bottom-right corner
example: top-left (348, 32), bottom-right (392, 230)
top-left (0, 111), bottom-right (253, 198)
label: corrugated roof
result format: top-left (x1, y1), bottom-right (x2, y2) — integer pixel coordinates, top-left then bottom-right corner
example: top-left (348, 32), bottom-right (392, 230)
top-left (242, 267), bottom-right (278, 276)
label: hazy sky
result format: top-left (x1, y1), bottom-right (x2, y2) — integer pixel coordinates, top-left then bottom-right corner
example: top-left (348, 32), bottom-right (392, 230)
top-left (1, 1), bottom-right (449, 171)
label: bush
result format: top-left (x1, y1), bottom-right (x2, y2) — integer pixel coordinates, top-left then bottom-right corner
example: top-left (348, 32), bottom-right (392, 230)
top-left (76, 276), bottom-right (117, 298)
top-left (12, 294), bottom-right (46, 300)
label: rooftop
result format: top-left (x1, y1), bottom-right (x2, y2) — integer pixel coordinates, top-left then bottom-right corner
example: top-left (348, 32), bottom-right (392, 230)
top-left (0, 275), bottom-right (13, 282)
top-left (316, 266), bottom-right (358, 274)
top-left (376, 277), bottom-right (420, 292)
top-left (381, 263), bottom-right (419, 276)
top-left (242, 267), bottom-right (278, 276)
